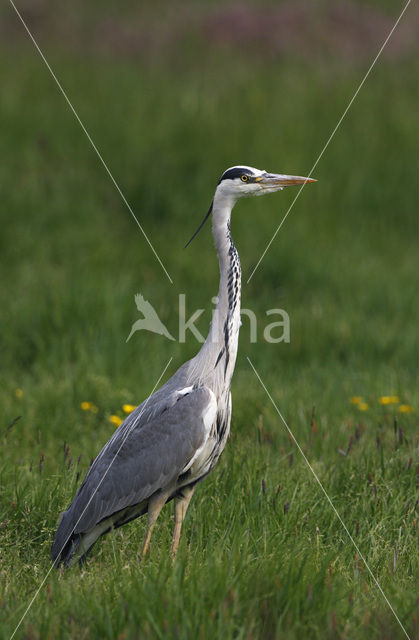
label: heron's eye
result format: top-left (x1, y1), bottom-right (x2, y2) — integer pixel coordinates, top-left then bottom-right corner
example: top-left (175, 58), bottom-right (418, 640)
top-left (241, 174), bottom-right (249, 182)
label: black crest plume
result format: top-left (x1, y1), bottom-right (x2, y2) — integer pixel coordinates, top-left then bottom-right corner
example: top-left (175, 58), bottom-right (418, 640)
top-left (184, 202), bottom-right (213, 249)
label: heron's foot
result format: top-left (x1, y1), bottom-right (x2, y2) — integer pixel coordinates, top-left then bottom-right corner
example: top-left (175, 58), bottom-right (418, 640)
top-left (138, 545), bottom-right (151, 564)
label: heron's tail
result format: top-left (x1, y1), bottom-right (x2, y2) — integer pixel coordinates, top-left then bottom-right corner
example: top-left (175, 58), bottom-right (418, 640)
top-left (52, 509), bottom-right (108, 567)
top-left (51, 511), bottom-right (87, 567)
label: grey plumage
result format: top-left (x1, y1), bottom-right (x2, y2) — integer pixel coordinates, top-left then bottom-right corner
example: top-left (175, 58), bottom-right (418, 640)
top-left (52, 381), bottom-right (216, 564)
top-left (52, 165), bottom-right (315, 566)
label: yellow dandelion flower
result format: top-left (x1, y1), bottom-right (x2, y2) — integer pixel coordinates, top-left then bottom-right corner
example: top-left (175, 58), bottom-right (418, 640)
top-left (350, 396), bottom-right (363, 405)
top-left (122, 404), bottom-right (136, 414)
top-left (15, 388), bottom-right (23, 399)
top-left (399, 404), bottom-right (413, 414)
top-left (379, 396), bottom-right (400, 405)
top-left (81, 401), bottom-right (98, 413)
top-left (358, 402), bottom-right (369, 411)
top-left (109, 414), bottom-right (123, 427)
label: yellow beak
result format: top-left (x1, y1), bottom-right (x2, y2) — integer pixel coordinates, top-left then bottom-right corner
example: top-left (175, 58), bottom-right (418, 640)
top-left (257, 173), bottom-right (317, 189)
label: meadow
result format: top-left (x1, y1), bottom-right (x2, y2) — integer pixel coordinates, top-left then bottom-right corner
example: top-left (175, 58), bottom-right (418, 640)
top-left (0, 3), bottom-right (418, 638)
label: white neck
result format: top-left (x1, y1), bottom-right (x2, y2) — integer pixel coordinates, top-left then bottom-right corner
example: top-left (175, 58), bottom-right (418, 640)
top-left (191, 191), bottom-right (242, 396)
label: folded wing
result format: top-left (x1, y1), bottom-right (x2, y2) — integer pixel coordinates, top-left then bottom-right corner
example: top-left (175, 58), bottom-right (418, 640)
top-left (52, 386), bottom-right (217, 560)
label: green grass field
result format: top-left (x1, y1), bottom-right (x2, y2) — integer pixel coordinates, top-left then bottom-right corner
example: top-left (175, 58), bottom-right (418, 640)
top-left (1, 4), bottom-right (418, 638)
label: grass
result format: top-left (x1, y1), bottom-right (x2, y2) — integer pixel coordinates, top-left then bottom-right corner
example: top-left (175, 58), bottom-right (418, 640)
top-left (1, 16), bottom-right (418, 640)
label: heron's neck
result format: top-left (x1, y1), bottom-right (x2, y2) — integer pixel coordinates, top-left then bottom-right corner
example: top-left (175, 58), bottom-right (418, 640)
top-left (194, 193), bottom-right (242, 391)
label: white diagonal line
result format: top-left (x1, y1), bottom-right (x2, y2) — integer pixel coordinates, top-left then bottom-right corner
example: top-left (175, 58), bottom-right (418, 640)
top-left (247, 0), bottom-right (412, 284)
top-left (9, 357), bottom-right (173, 640)
top-left (247, 356), bottom-right (411, 640)
top-left (9, 0), bottom-right (173, 285)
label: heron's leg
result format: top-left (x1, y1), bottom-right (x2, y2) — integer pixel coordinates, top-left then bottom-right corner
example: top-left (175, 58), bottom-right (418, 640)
top-left (140, 490), bottom-right (169, 560)
top-left (171, 485), bottom-right (195, 559)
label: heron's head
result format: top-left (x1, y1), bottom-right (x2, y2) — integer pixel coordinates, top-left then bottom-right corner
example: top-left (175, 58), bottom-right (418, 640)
top-left (216, 165), bottom-right (316, 201)
top-left (184, 165), bottom-right (316, 247)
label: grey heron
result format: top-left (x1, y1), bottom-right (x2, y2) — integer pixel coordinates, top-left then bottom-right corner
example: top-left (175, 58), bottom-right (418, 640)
top-left (52, 165), bottom-right (316, 566)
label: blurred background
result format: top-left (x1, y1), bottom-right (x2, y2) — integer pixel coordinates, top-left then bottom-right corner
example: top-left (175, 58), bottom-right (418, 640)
top-left (0, 1), bottom-right (418, 638)
top-left (1, 0), bottom-right (418, 411)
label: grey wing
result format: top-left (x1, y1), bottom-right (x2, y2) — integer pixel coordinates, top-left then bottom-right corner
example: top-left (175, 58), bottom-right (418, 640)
top-left (53, 386), bottom-right (216, 550)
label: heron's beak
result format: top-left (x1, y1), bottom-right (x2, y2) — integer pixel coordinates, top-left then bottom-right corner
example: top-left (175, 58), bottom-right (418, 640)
top-left (256, 173), bottom-right (317, 190)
